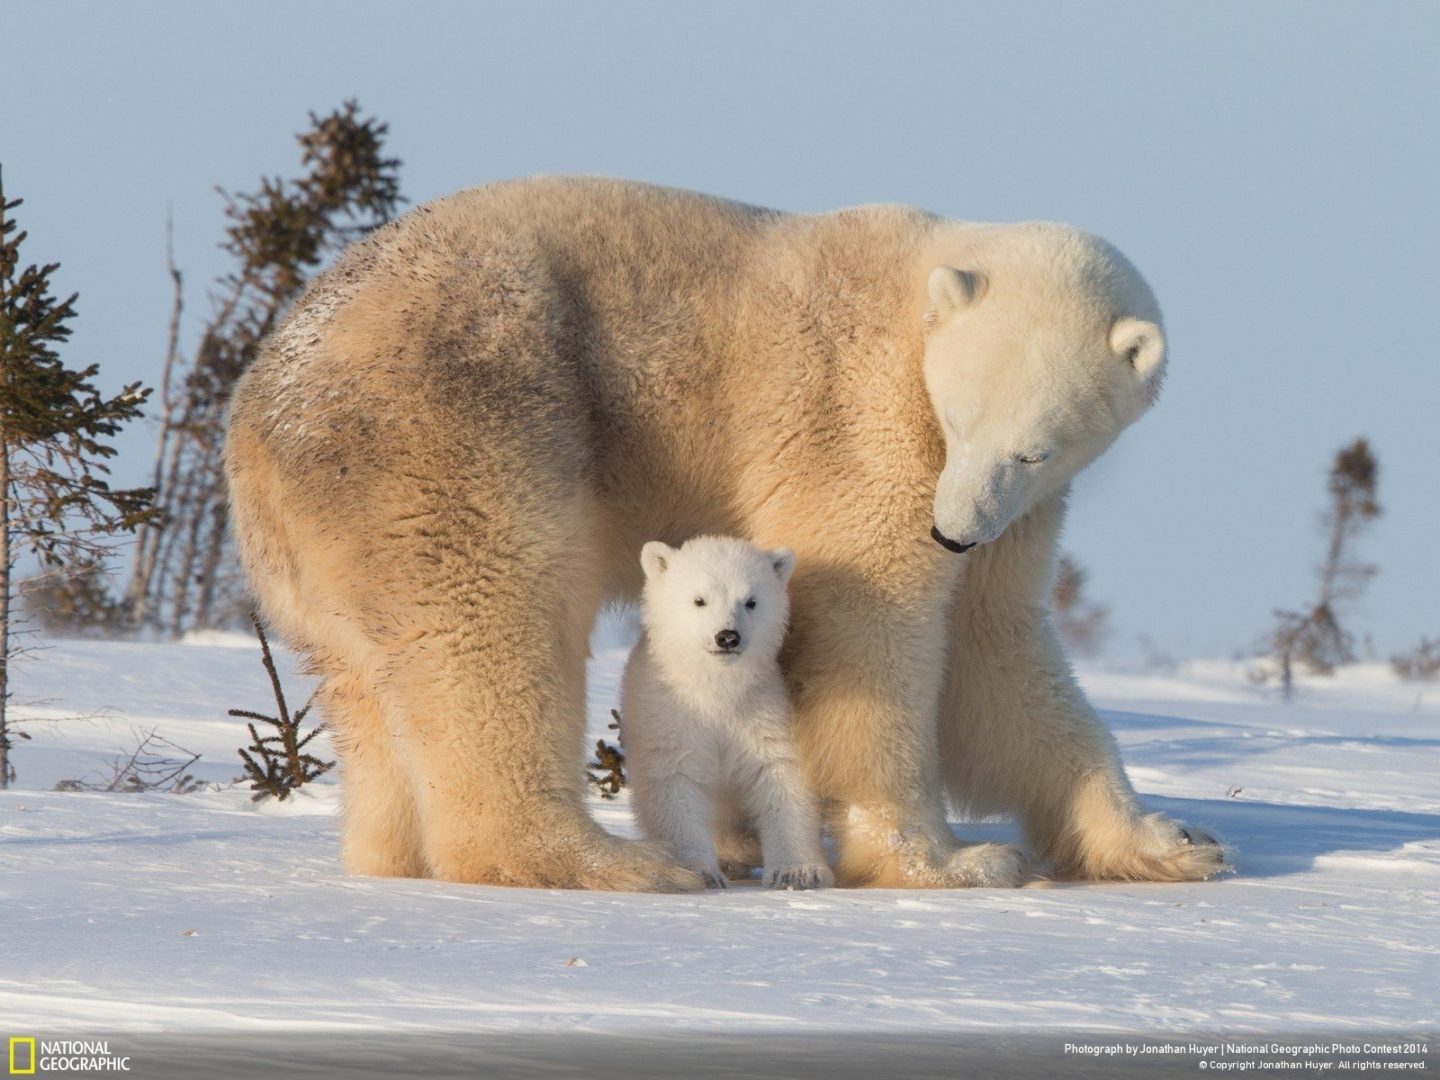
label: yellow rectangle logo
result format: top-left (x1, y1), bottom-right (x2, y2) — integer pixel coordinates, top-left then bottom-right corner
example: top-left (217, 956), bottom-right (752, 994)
top-left (7, 1037), bottom-right (36, 1076)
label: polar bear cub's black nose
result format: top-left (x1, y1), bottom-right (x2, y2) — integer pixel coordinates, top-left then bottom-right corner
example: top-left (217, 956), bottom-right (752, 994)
top-left (715, 629), bottom-right (741, 651)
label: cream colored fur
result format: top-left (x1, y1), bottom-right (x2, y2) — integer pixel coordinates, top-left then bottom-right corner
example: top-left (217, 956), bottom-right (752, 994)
top-left (225, 176), bottom-right (1224, 891)
top-left (621, 536), bottom-right (832, 890)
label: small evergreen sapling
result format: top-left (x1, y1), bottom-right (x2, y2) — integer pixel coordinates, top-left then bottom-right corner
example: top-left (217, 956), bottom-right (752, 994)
top-left (0, 168), bottom-right (155, 787)
top-left (587, 709), bottom-right (626, 799)
top-left (229, 615), bottom-right (331, 800)
top-left (1263, 437), bottom-right (1381, 698)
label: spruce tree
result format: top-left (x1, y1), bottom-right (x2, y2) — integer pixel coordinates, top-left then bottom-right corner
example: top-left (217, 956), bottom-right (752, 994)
top-left (124, 101), bottom-right (403, 634)
top-left (1266, 437), bottom-right (1381, 697)
top-left (0, 168), bottom-right (155, 787)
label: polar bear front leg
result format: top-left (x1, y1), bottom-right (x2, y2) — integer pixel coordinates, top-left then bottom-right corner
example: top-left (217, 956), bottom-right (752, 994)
top-left (631, 768), bottom-right (728, 888)
top-left (731, 728), bottom-right (834, 890)
top-left (784, 569), bottom-right (1026, 889)
top-left (939, 495), bottom-right (1226, 883)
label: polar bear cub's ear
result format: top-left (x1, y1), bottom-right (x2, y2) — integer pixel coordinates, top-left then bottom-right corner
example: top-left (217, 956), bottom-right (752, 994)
top-left (640, 541), bottom-right (677, 579)
top-left (1110, 317), bottom-right (1166, 394)
top-left (767, 548), bottom-right (796, 586)
top-left (926, 265), bottom-right (987, 320)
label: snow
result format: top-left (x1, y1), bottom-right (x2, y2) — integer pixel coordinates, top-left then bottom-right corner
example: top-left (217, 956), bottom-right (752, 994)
top-left (2, 636), bottom-right (1437, 1048)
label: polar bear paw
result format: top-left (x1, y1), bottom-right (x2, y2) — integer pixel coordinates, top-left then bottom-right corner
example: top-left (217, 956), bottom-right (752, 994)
top-left (574, 837), bottom-right (708, 893)
top-left (936, 842), bottom-right (1029, 888)
top-left (1154, 819), bottom-right (1228, 881)
top-left (1055, 813), bottom-right (1228, 883)
top-left (427, 832), bottom-right (705, 892)
top-left (764, 862), bottom-right (836, 891)
top-left (836, 808), bottom-right (1029, 888)
top-left (1125, 813), bottom-right (1227, 882)
top-left (866, 841), bottom-right (1027, 889)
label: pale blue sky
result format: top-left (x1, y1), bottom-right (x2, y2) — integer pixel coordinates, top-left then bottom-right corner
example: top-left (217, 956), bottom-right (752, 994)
top-left (3, 1), bottom-right (1436, 657)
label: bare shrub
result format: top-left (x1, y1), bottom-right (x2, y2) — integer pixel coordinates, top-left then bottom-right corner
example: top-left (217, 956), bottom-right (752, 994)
top-left (55, 727), bottom-right (202, 794)
top-left (1391, 637), bottom-right (1440, 681)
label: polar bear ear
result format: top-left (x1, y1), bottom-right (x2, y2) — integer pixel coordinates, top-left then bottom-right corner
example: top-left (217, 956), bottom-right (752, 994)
top-left (1110, 317), bottom-right (1166, 393)
top-left (926, 265), bottom-right (987, 321)
top-left (640, 541), bottom-right (676, 579)
top-left (767, 548), bottom-right (796, 585)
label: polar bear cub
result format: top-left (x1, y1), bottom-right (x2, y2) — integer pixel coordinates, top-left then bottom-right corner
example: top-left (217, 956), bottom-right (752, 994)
top-left (620, 536), bottom-right (834, 890)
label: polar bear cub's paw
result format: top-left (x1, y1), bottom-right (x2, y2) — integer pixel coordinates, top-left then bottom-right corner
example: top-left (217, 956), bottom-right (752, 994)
top-left (764, 862), bottom-right (836, 890)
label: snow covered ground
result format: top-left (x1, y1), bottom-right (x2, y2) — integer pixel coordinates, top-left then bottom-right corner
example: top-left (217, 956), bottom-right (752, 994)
top-left (1, 633), bottom-right (1436, 1075)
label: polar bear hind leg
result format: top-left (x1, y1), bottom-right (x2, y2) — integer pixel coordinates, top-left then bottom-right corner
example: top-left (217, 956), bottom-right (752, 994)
top-left (320, 666), bottom-right (427, 878)
top-left (227, 396), bottom-right (699, 892)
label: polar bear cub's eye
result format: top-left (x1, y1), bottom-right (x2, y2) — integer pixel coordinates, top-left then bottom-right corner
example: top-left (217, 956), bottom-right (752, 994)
top-left (694, 597), bottom-right (707, 607)
top-left (1015, 452), bottom-right (1050, 466)
top-left (745, 598), bottom-right (757, 610)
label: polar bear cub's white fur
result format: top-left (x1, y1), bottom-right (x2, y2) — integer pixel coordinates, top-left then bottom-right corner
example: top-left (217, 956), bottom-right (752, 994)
top-left (620, 535), bottom-right (833, 890)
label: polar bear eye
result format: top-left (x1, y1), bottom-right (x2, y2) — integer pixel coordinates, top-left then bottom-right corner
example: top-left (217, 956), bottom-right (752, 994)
top-left (1016, 452), bottom-right (1050, 466)
top-left (745, 598), bottom-right (757, 610)
top-left (694, 597), bottom-right (707, 607)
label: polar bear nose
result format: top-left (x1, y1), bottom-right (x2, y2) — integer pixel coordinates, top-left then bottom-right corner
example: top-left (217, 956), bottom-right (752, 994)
top-left (715, 629), bottom-right (741, 651)
top-left (930, 525), bottom-right (977, 554)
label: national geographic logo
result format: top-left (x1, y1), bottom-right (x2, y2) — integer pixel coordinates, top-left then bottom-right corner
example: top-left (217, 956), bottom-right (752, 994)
top-left (5, 1039), bottom-right (33, 1076)
top-left (7, 1039), bottom-right (131, 1073)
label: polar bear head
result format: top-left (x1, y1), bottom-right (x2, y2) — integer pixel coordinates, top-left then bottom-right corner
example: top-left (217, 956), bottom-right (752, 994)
top-left (921, 224), bottom-right (1165, 553)
top-left (639, 536), bottom-right (795, 672)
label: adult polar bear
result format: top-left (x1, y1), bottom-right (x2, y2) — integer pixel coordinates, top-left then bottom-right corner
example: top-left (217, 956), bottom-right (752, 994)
top-left (226, 177), bottom-right (1222, 891)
